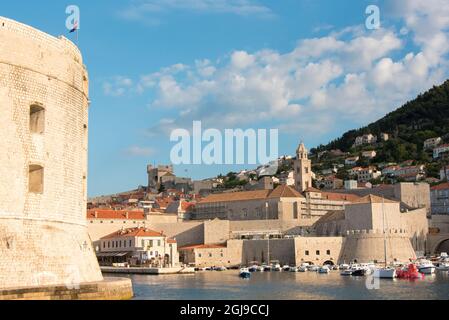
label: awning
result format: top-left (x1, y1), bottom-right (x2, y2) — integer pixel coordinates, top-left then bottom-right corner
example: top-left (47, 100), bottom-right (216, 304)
top-left (96, 252), bottom-right (129, 257)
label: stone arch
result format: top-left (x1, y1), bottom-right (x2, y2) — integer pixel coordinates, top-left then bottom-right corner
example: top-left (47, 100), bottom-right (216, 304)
top-left (323, 260), bottom-right (334, 266)
top-left (435, 238), bottom-right (449, 254)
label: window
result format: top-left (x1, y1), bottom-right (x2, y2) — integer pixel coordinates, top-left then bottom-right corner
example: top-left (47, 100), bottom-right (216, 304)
top-left (158, 240), bottom-right (161, 246)
top-left (29, 165), bottom-right (44, 193)
top-left (209, 253), bottom-right (212, 257)
top-left (198, 253), bottom-right (202, 257)
top-left (141, 240), bottom-right (145, 248)
top-left (129, 240), bottom-right (132, 247)
top-left (305, 250), bottom-right (309, 256)
top-left (30, 104), bottom-right (45, 134)
top-left (327, 250), bottom-right (331, 255)
top-left (316, 250), bottom-right (320, 255)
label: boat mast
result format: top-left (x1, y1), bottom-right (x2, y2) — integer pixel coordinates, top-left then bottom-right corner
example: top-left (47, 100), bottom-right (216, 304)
top-left (382, 197), bottom-right (387, 268)
top-left (266, 201), bottom-right (270, 265)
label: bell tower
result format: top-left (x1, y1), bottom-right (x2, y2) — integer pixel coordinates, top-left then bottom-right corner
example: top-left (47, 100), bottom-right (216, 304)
top-left (294, 142), bottom-right (312, 192)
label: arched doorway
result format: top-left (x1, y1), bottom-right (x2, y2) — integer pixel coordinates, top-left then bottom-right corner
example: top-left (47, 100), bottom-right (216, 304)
top-left (323, 260), bottom-right (334, 266)
top-left (436, 239), bottom-right (449, 254)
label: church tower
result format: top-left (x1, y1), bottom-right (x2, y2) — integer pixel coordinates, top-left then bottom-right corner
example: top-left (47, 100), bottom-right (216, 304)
top-left (294, 142), bottom-right (312, 192)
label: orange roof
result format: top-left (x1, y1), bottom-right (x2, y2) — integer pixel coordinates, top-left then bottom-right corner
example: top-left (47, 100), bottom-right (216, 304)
top-left (87, 209), bottom-right (145, 220)
top-left (178, 244), bottom-right (227, 250)
top-left (101, 227), bottom-right (165, 239)
top-left (350, 194), bottom-right (397, 204)
top-left (199, 190), bottom-right (271, 204)
top-left (320, 192), bottom-right (361, 202)
top-left (304, 187), bottom-right (322, 193)
top-left (268, 185), bottom-right (304, 198)
top-left (431, 183), bottom-right (449, 191)
top-left (181, 201), bottom-right (195, 211)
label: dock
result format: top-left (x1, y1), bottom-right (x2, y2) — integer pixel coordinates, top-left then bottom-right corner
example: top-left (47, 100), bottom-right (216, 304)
top-left (100, 266), bottom-right (196, 275)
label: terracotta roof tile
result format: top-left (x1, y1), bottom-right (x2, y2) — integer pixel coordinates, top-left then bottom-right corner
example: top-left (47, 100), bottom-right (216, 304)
top-left (87, 209), bottom-right (145, 220)
top-left (198, 190), bottom-right (271, 204)
top-left (350, 194), bottom-right (397, 204)
top-left (268, 185), bottom-right (304, 198)
top-left (431, 183), bottom-right (449, 191)
top-left (101, 227), bottom-right (165, 239)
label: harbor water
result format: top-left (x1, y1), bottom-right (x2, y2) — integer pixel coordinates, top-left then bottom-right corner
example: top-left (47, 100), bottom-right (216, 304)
top-left (105, 270), bottom-right (449, 300)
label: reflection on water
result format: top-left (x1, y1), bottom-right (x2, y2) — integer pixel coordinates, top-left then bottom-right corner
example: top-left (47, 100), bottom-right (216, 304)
top-left (106, 270), bottom-right (449, 300)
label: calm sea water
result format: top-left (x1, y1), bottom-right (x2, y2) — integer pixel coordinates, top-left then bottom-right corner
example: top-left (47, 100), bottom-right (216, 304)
top-left (106, 270), bottom-right (449, 300)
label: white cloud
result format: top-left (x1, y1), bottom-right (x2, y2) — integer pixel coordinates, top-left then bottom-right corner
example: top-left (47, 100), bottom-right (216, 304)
top-left (107, 4), bottom-right (449, 139)
top-left (103, 76), bottom-right (134, 96)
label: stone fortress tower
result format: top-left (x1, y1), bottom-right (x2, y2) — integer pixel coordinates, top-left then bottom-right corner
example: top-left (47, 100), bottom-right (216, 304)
top-left (0, 17), bottom-right (131, 298)
top-left (293, 142), bottom-right (312, 192)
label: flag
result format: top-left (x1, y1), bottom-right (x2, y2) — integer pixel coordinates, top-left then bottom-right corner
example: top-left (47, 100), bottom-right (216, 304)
top-left (69, 21), bottom-right (79, 33)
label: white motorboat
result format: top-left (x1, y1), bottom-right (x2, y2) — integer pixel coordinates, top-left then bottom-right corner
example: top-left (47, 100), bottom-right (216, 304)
top-left (263, 265), bottom-right (272, 272)
top-left (308, 265), bottom-right (319, 272)
top-left (290, 266), bottom-right (298, 272)
top-left (298, 265), bottom-right (308, 272)
top-left (215, 266), bottom-right (227, 271)
top-left (436, 262), bottom-right (449, 271)
top-left (318, 265), bottom-right (330, 274)
top-left (239, 268), bottom-right (251, 279)
top-left (248, 265), bottom-right (258, 272)
top-left (417, 260), bottom-right (436, 274)
top-left (340, 269), bottom-right (353, 276)
top-left (282, 265), bottom-right (290, 272)
top-left (339, 263), bottom-right (350, 270)
top-left (272, 263), bottom-right (282, 271)
top-left (256, 265), bottom-right (265, 272)
top-left (373, 267), bottom-right (396, 279)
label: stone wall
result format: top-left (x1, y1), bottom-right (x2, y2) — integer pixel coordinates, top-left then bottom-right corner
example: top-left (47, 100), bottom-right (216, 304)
top-left (339, 231), bottom-right (416, 264)
top-left (0, 17), bottom-right (103, 289)
top-left (294, 237), bottom-right (343, 265)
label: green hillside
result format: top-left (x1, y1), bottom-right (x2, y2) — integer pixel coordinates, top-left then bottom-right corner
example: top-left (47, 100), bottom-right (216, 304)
top-left (312, 80), bottom-right (449, 163)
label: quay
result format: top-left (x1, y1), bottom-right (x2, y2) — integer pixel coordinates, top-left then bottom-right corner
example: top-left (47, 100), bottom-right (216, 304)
top-left (101, 266), bottom-right (196, 275)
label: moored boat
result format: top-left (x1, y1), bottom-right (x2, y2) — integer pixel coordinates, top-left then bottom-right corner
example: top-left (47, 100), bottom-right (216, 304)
top-left (290, 266), bottom-right (298, 272)
top-left (318, 265), bottom-right (330, 274)
top-left (373, 267), bottom-right (396, 279)
top-left (282, 265), bottom-right (290, 272)
top-left (396, 264), bottom-right (421, 279)
top-left (298, 265), bottom-right (308, 272)
top-left (307, 265), bottom-right (319, 272)
top-left (417, 260), bottom-right (436, 274)
top-left (256, 265), bottom-right (265, 272)
top-left (239, 268), bottom-right (251, 279)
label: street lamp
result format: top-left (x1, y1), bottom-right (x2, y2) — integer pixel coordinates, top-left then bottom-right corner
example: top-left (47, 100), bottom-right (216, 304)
top-left (265, 202), bottom-right (270, 265)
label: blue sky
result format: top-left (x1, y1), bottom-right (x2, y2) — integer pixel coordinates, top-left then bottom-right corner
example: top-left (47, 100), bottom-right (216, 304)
top-left (2, 0), bottom-right (449, 196)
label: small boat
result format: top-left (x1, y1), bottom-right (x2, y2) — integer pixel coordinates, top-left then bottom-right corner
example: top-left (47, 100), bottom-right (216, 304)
top-left (308, 265), bottom-right (319, 272)
top-left (436, 262), bottom-right (449, 271)
top-left (332, 265), bottom-right (339, 271)
top-left (351, 268), bottom-right (366, 276)
top-left (373, 267), bottom-right (396, 279)
top-left (263, 265), bottom-right (272, 272)
top-left (339, 264), bottom-right (350, 270)
top-left (256, 265), bottom-right (265, 272)
top-left (215, 266), bottom-right (227, 271)
top-left (282, 265), bottom-right (290, 272)
top-left (340, 269), bottom-right (353, 276)
top-left (248, 265), bottom-right (258, 272)
top-left (318, 265), bottom-right (330, 274)
top-left (239, 268), bottom-right (251, 279)
top-left (298, 266), bottom-right (308, 272)
top-left (417, 260), bottom-right (436, 274)
top-left (396, 264), bottom-right (421, 279)
top-left (290, 266), bottom-right (298, 272)
top-left (272, 263), bottom-right (281, 272)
